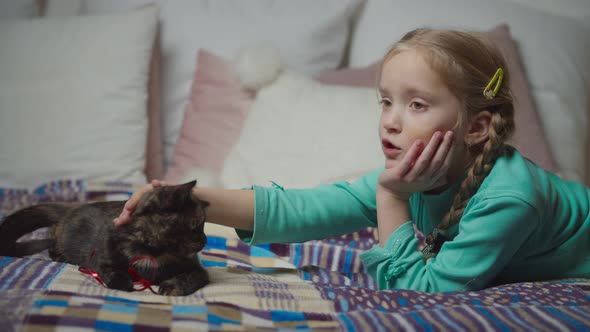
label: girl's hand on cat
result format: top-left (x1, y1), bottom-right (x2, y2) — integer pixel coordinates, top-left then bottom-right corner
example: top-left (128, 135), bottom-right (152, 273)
top-left (113, 179), bottom-right (167, 227)
top-left (378, 131), bottom-right (454, 201)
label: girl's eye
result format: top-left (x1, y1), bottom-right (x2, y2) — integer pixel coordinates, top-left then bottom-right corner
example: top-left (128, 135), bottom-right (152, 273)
top-left (379, 98), bottom-right (392, 107)
top-left (410, 101), bottom-right (426, 110)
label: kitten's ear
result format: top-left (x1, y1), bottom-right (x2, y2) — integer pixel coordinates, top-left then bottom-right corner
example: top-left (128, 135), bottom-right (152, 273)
top-left (180, 180), bottom-right (197, 192)
top-left (181, 180), bottom-right (209, 208)
top-left (175, 180), bottom-right (197, 206)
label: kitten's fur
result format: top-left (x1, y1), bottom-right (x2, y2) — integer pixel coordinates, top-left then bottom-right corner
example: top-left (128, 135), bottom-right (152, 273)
top-left (0, 180), bottom-right (209, 296)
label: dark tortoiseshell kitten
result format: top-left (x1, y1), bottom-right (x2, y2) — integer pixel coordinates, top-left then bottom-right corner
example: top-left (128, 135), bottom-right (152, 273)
top-left (0, 181), bottom-right (209, 296)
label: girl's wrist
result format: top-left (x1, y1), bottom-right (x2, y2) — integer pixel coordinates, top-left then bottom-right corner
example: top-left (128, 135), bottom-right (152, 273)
top-left (189, 186), bottom-right (255, 230)
top-left (376, 189), bottom-right (410, 215)
top-left (376, 185), bottom-right (411, 248)
top-left (377, 184), bottom-right (411, 202)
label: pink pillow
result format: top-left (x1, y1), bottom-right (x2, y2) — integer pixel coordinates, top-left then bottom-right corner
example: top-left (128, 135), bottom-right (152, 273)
top-left (166, 24), bottom-right (556, 183)
top-left (164, 50), bottom-right (254, 183)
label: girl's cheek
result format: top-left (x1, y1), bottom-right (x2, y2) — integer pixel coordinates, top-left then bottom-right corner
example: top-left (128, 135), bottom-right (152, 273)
top-left (407, 125), bottom-right (455, 145)
top-left (405, 126), bottom-right (437, 144)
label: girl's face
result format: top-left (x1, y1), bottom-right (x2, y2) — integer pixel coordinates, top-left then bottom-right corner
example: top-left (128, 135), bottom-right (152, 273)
top-left (378, 49), bottom-right (468, 176)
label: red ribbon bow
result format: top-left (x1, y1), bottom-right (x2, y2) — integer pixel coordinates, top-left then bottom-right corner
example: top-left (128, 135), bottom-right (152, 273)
top-left (128, 255), bottom-right (158, 294)
top-left (78, 250), bottom-right (158, 294)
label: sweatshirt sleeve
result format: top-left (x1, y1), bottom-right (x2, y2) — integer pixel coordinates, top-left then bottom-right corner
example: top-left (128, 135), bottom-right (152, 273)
top-left (236, 169), bottom-right (381, 244)
top-left (360, 193), bottom-right (540, 292)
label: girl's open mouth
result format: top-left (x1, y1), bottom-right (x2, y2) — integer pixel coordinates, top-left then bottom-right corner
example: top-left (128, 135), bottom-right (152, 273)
top-left (382, 139), bottom-right (402, 158)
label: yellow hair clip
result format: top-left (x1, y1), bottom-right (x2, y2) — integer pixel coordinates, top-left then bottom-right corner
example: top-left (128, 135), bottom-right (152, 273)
top-left (483, 68), bottom-right (504, 100)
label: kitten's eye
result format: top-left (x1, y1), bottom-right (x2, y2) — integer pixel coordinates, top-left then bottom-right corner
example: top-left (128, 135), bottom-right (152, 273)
top-left (379, 98), bottom-right (392, 108)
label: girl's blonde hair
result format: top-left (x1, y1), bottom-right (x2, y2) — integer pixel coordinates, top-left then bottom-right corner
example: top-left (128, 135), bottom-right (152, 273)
top-left (383, 28), bottom-right (516, 233)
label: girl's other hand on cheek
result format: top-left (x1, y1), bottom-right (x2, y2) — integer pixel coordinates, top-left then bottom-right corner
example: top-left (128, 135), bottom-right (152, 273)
top-left (378, 131), bottom-right (454, 200)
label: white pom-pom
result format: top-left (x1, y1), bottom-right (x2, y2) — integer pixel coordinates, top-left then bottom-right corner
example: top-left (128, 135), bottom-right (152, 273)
top-left (234, 44), bottom-right (283, 90)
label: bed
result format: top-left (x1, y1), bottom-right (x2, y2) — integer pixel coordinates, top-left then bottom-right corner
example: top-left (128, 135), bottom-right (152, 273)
top-left (1, 0), bottom-right (589, 331)
top-left (2, 179), bottom-right (590, 331)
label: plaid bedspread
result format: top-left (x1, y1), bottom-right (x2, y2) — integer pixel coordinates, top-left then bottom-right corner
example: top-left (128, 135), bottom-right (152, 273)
top-left (2, 180), bottom-right (590, 331)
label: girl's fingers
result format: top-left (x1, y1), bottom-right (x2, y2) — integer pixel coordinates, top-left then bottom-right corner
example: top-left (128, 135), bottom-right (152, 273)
top-left (126, 185), bottom-right (152, 210)
top-left (151, 179), bottom-right (167, 188)
top-left (407, 131), bottom-right (444, 179)
top-left (429, 131), bottom-right (454, 175)
top-left (113, 214), bottom-right (129, 227)
top-left (431, 131), bottom-right (455, 181)
top-left (397, 140), bottom-right (424, 177)
top-left (113, 180), bottom-right (163, 226)
top-left (132, 179), bottom-right (167, 206)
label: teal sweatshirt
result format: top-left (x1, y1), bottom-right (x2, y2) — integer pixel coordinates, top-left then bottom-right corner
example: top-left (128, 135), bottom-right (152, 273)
top-left (236, 150), bottom-right (590, 292)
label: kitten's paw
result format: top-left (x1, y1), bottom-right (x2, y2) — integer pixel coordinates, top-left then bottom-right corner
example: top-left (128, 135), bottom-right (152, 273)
top-left (158, 280), bottom-right (184, 296)
top-left (106, 272), bottom-right (134, 292)
top-left (158, 274), bottom-right (208, 296)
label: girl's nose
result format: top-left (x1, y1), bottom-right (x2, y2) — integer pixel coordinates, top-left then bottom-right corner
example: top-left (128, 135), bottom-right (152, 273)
top-left (382, 108), bottom-right (402, 134)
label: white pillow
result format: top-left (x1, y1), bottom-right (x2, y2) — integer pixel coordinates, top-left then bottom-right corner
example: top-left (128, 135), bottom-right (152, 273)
top-left (349, 0), bottom-right (590, 184)
top-left (504, 0), bottom-right (590, 23)
top-left (221, 72), bottom-right (382, 189)
top-left (0, 5), bottom-right (158, 188)
top-left (49, 0), bottom-right (364, 166)
top-left (43, 0), bottom-right (81, 16)
top-left (0, 0), bottom-right (38, 18)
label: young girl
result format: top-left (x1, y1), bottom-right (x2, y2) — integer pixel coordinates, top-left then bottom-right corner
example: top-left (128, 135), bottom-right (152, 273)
top-left (114, 28), bottom-right (590, 293)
